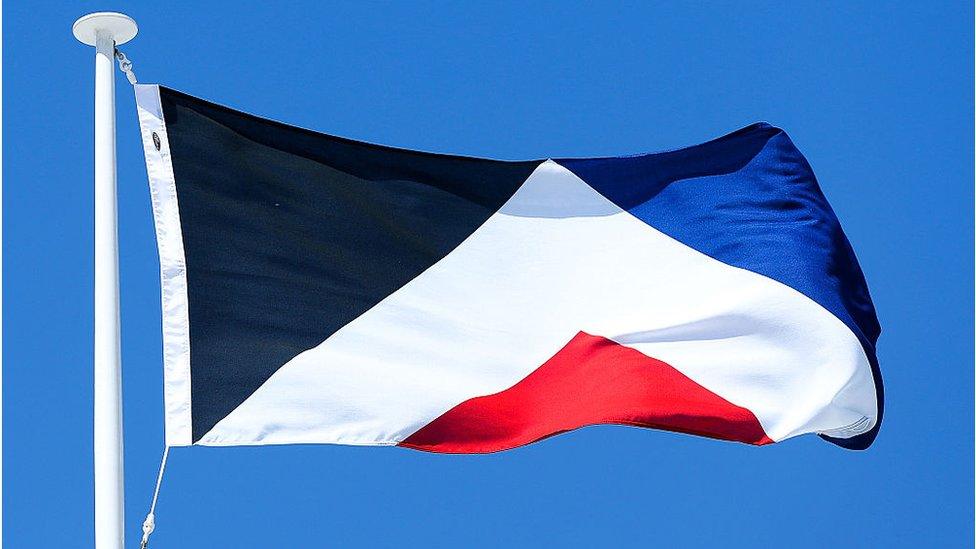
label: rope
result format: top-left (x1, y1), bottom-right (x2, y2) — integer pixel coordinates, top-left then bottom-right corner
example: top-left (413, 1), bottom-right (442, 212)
top-left (140, 446), bottom-right (170, 549)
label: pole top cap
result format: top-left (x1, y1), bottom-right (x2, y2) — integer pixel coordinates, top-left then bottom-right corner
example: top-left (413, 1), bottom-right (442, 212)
top-left (73, 12), bottom-right (138, 46)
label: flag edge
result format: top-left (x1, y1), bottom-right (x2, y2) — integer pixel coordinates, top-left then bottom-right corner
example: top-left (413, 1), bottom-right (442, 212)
top-left (134, 83), bottom-right (194, 447)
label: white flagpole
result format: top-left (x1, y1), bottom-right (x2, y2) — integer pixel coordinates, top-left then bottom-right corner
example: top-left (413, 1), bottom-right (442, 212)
top-left (73, 12), bottom-right (138, 549)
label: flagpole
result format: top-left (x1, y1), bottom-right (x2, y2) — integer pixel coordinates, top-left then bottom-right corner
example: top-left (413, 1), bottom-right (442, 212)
top-left (73, 12), bottom-right (138, 549)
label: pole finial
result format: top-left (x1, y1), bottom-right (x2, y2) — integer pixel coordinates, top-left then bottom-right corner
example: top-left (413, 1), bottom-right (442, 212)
top-left (73, 12), bottom-right (138, 46)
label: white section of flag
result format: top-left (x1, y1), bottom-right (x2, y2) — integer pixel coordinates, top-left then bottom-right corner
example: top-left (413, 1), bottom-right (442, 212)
top-left (136, 84), bottom-right (193, 447)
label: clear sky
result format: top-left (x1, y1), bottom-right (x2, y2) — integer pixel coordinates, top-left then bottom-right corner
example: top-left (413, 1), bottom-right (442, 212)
top-left (4, 1), bottom-right (973, 547)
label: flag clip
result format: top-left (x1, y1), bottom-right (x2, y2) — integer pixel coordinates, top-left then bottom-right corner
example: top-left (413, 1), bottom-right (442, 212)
top-left (140, 513), bottom-right (155, 549)
top-left (114, 47), bottom-right (138, 85)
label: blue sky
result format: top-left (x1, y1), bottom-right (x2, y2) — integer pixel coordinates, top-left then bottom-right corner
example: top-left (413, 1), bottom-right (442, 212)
top-left (4, 2), bottom-right (973, 547)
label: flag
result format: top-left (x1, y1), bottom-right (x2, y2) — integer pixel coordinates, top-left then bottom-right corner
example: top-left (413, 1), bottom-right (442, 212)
top-left (134, 84), bottom-right (882, 452)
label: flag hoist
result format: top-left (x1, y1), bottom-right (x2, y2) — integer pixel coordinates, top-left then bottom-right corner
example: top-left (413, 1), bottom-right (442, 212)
top-left (72, 12), bottom-right (139, 549)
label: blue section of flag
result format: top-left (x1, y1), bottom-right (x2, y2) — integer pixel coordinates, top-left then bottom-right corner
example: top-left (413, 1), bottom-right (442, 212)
top-left (558, 123), bottom-right (883, 449)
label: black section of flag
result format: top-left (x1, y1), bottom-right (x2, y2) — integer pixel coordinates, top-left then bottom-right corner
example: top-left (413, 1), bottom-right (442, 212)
top-left (158, 87), bottom-right (540, 440)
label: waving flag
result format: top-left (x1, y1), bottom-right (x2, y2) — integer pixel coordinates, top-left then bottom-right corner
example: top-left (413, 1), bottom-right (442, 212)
top-left (134, 84), bottom-right (882, 452)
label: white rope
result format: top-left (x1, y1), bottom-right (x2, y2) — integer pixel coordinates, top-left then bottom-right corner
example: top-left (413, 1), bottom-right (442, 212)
top-left (114, 47), bottom-right (138, 85)
top-left (140, 446), bottom-right (170, 549)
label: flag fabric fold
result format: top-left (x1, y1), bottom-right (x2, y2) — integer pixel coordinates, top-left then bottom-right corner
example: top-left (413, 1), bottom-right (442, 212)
top-left (134, 84), bottom-right (882, 452)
